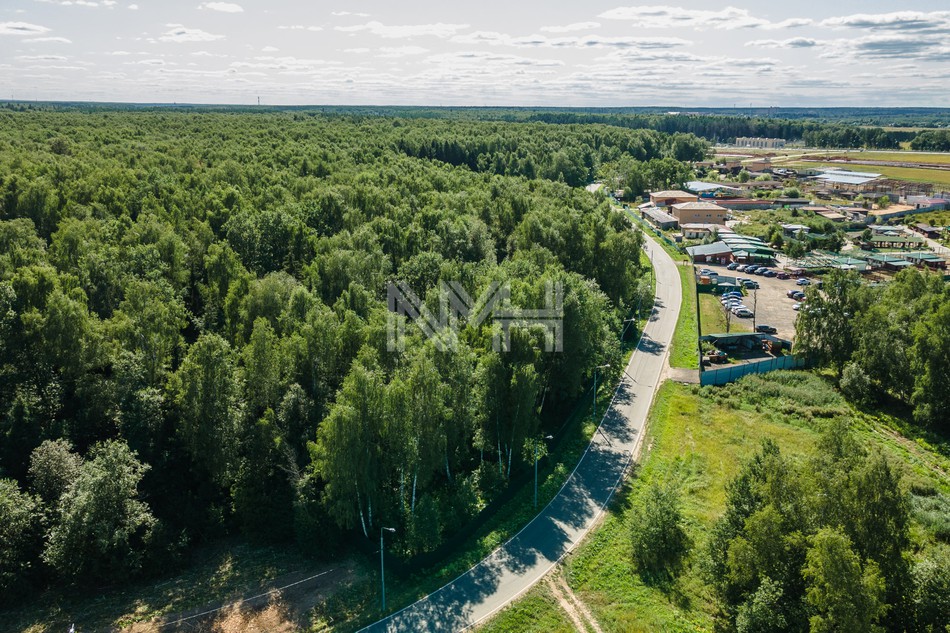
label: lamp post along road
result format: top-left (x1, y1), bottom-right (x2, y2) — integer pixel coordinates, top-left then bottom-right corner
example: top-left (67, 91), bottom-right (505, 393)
top-left (380, 526), bottom-right (396, 612)
top-left (534, 435), bottom-right (554, 508)
top-left (593, 364), bottom-right (610, 422)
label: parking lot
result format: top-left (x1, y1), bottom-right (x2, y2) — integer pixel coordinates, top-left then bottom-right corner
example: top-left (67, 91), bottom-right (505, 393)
top-left (696, 262), bottom-right (804, 341)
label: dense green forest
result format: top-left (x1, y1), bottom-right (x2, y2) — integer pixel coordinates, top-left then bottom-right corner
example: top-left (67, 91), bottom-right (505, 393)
top-left (0, 110), bottom-right (706, 600)
top-left (8, 102), bottom-right (950, 149)
top-left (795, 269), bottom-right (950, 433)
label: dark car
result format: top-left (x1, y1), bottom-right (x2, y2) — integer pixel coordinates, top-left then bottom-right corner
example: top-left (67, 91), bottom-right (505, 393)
top-left (777, 272), bottom-right (790, 280)
top-left (727, 262), bottom-right (738, 270)
top-left (763, 270), bottom-right (777, 278)
top-left (756, 325), bottom-right (778, 334)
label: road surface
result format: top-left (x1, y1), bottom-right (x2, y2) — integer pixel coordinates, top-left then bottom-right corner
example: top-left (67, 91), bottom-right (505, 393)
top-left (358, 229), bottom-right (683, 632)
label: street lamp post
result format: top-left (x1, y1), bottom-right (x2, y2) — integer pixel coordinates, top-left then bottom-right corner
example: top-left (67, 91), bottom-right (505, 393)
top-left (534, 434), bottom-right (554, 508)
top-left (593, 364), bottom-right (610, 422)
top-left (380, 526), bottom-right (396, 612)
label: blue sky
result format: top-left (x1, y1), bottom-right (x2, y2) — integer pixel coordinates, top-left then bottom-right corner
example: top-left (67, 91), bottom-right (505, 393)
top-left (2, 1), bottom-right (949, 106)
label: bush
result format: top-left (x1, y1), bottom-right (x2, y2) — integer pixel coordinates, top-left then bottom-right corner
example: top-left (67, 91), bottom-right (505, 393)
top-left (631, 481), bottom-right (689, 578)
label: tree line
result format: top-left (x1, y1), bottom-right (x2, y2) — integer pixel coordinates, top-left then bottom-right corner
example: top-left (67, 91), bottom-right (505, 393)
top-left (794, 269), bottom-right (950, 432)
top-left (0, 110), bottom-right (655, 600)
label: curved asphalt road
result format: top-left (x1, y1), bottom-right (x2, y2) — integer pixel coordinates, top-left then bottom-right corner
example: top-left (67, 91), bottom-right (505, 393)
top-left (359, 230), bottom-right (683, 633)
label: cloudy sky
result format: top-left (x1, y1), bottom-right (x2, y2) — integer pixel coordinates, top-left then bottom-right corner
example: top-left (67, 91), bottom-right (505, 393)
top-left (1, 0), bottom-right (949, 106)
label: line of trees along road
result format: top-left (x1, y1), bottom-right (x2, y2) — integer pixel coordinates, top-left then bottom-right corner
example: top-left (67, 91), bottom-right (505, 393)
top-left (0, 111), bottom-right (670, 600)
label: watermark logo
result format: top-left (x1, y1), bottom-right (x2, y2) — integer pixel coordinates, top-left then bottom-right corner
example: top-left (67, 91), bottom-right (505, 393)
top-left (387, 280), bottom-right (563, 353)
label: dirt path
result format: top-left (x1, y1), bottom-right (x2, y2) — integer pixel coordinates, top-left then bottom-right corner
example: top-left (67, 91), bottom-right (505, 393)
top-left (545, 569), bottom-right (604, 633)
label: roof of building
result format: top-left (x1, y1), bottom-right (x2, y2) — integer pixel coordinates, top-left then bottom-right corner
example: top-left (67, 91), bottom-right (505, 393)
top-left (906, 252), bottom-right (945, 262)
top-left (782, 223), bottom-right (811, 232)
top-left (817, 212), bottom-right (848, 221)
top-left (686, 242), bottom-right (733, 257)
top-left (681, 223), bottom-right (726, 231)
top-left (868, 234), bottom-right (924, 244)
top-left (650, 190), bottom-right (695, 198)
top-left (814, 169), bottom-right (881, 186)
top-left (671, 201), bottom-right (728, 211)
top-left (643, 207), bottom-right (678, 224)
top-left (685, 181), bottom-right (742, 193)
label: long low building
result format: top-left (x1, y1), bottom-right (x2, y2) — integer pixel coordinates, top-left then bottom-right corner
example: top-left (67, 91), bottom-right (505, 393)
top-left (642, 207), bottom-right (679, 230)
top-left (686, 234), bottom-right (776, 264)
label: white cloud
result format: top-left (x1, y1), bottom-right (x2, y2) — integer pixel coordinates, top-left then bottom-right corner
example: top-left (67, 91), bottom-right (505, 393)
top-left (335, 21), bottom-right (470, 39)
top-left (819, 11), bottom-right (950, 33)
top-left (261, 45), bottom-right (278, 52)
top-left (598, 6), bottom-right (811, 30)
top-left (158, 24), bottom-right (224, 42)
top-left (746, 37), bottom-right (818, 49)
top-left (16, 54), bottom-right (68, 61)
top-left (198, 2), bottom-right (244, 13)
top-left (377, 46), bottom-right (429, 58)
top-left (128, 4), bottom-right (138, 9)
top-left (191, 50), bottom-right (228, 57)
top-left (343, 47), bottom-right (370, 54)
top-left (278, 25), bottom-right (323, 31)
top-left (35, 0), bottom-right (112, 6)
top-left (539, 22), bottom-right (601, 33)
top-left (452, 31), bottom-right (689, 50)
top-left (332, 11), bottom-right (369, 17)
top-left (24, 36), bottom-right (72, 43)
top-left (0, 21), bottom-right (52, 36)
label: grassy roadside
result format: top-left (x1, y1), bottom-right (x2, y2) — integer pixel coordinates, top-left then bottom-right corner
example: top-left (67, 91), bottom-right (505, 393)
top-left (613, 201), bottom-right (699, 370)
top-left (668, 265), bottom-right (699, 369)
top-left (479, 370), bottom-right (950, 632)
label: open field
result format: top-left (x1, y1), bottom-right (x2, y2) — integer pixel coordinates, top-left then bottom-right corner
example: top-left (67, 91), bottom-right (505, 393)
top-left (786, 160), bottom-right (950, 187)
top-left (479, 371), bottom-right (950, 632)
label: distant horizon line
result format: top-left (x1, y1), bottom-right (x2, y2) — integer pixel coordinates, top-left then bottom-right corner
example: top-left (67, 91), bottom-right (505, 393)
top-left (3, 100), bottom-right (950, 112)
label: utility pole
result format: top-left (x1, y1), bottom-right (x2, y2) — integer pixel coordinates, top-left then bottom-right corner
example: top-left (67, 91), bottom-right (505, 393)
top-left (380, 526), bottom-right (396, 612)
top-left (534, 435), bottom-right (554, 508)
top-left (592, 364), bottom-right (610, 422)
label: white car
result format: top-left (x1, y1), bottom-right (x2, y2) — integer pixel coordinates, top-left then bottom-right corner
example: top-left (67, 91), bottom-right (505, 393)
top-left (792, 303), bottom-right (802, 311)
top-left (730, 305), bottom-right (749, 313)
top-left (734, 308), bottom-right (754, 318)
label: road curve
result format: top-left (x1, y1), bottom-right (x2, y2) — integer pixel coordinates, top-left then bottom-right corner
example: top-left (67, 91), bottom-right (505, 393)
top-left (358, 229), bottom-right (683, 633)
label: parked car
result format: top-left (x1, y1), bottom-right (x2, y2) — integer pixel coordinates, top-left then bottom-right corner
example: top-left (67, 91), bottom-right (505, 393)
top-left (755, 268), bottom-right (769, 275)
top-left (734, 308), bottom-right (754, 318)
top-left (699, 268), bottom-right (713, 275)
top-left (777, 272), bottom-right (790, 280)
top-left (793, 303), bottom-right (802, 311)
top-left (763, 270), bottom-right (777, 278)
top-left (756, 325), bottom-right (778, 334)
top-left (793, 291), bottom-right (805, 300)
top-left (786, 289), bottom-right (799, 298)
top-left (730, 305), bottom-right (749, 313)
top-left (726, 262), bottom-right (738, 270)
top-left (706, 350), bottom-right (728, 364)
top-left (722, 291), bottom-right (742, 298)
top-left (796, 278), bottom-right (811, 286)
top-left (736, 265), bottom-right (748, 272)
top-left (743, 280), bottom-right (760, 289)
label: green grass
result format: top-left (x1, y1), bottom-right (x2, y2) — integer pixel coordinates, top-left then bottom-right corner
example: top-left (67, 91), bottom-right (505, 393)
top-left (669, 265), bottom-right (699, 369)
top-left (483, 370), bottom-right (950, 632)
top-left (698, 293), bottom-right (751, 336)
top-left (478, 581), bottom-right (576, 633)
top-left (913, 210), bottom-right (950, 228)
